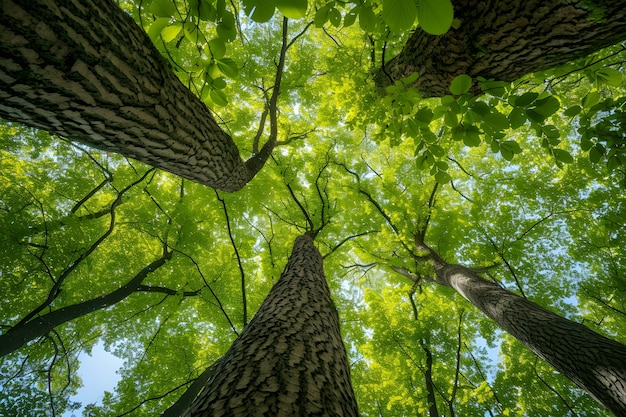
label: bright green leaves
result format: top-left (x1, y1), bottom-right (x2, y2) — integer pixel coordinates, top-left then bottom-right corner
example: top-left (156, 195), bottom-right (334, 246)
top-left (315, 2), bottom-right (363, 29)
top-left (276, 0), bottom-right (308, 19)
top-left (313, 0), bottom-right (453, 34)
top-left (144, 0), bottom-right (240, 107)
top-left (382, 0), bottom-right (417, 33)
top-left (148, 0), bottom-right (177, 17)
top-left (243, 0), bottom-right (308, 22)
top-left (358, 5), bottom-right (377, 31)
top-left (147, 17), bottom-right (173, 42)
top-left (381, 0), bottom-right (453, 34)
top-left (497, 140), bottom-right (522, 161)
top-left (595, 67), bottom-right (622, 87)
top-left (577, 94), bottom-right (626, 171)
top-left (160, 23), bottom-right (183, 42)
top-left (207, 38), bottom-right (226, 59)
top-left (416, 0), bottom-right (454, 35)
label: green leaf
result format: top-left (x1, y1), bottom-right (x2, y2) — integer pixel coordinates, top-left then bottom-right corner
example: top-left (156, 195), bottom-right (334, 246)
top-left (207, 38), bottom-right (226, 59)
top-left (329, 8), bottom-right (342, 27)
top-left (532, 96), bottom-right (560, 118)
top-left (382, 0), bottom-right (417, 33)
top-left (483, 110), bottom-right (509, 131)
top-left (417, 0), bottom-right (454, 35)
top-left (542, 124), bottom-right (560, 139)
top-left (276, 0), bottom-right (307, 19)
top-left (359, 6), bottom-right (377, 31)
top-left (197, 0), bottom-right (217, 20)
top-left (501, 140), bottom-right (521, 154)
top-left (434, 170), bottom-right (452, 184)
top-left (149, 0), bottom-right (177, 17)
top-left (402, 72), bottom-right (420, 86)
top-left (508, 107), bottom-right (526, 129)
top-left (210, 89), bottom-right (228, 106)
top-left (206, 62), bottom-right (220, 79)
top-left (500, 148), bottom-right (514, 161)
top-left (513, 92), bottom-right (538, 108)
top-left (462, 126), bottom-right (481, 147)
top-left (147, 18), bottom-right (171, 43)
top-left (344, 6), bottom-right (359, 27)
top-left (449, 74), bottom-right (472, 95)
top-left (607, 154), bottom-right (623, 171)
top-left (553, 149), bottom-right (573, 164)
top-left (589, 144), bottom-right (605, 163)
top-left (244, 0), bottom-right (276, 22)
top-left (216, 57), bottom-right (238, 78)
top-left (414, 108), bottom-right (434, 125)
top-left (563, 105), bottom-right (582, 117)
top-left (444, 110), bottom-right (458, 128)
top-left (314, 4), bottom-right (333, 27)
top-left (160, 24), bottom-right (182, 42)
top-left (582, 91), bottom-right (600, 109)
top-left (596, 67), bottom-right (622, 87)
top-left (430, 143), bottom-right (445, 157)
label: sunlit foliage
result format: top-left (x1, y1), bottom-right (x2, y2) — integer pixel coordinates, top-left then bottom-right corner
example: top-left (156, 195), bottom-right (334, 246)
top-left (1, 0), bottom-right (625, 416)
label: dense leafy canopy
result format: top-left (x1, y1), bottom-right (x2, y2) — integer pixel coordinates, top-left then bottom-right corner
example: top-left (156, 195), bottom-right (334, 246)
top-left (1, 0), bottom-right (625, 416)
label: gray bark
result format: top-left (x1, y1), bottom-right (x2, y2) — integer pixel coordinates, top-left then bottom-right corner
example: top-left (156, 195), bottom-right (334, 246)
top-left (181, 234), bottom-right (359, 416)
top-left (435, 262), bottom-right (626, 417)
top-left (0, 0), bottom-right (267, 191)
top-left (376, 0), bottom-right (626, 97)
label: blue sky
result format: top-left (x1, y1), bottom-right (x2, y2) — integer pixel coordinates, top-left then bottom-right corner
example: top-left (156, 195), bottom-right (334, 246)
top-left (63, 343), bottom-right (123, 417)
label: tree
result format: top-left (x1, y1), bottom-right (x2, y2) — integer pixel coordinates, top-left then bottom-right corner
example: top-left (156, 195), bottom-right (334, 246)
top-left (180, 233), bottom-right (358, 417)
top-left (416, 238), bottom-right (626, 416)
top-left (1, 1), bottom-right (626, 416)
top-left (0, 0), bottom-right (283, 191)
top-left (375, 0), bottom-right (626, 97)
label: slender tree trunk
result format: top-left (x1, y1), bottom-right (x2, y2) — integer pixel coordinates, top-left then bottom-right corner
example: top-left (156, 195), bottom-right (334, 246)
top-left (420, 340), bottom-right (440, 417)
top-left (375, 0), bottom-right (626, 97)
top-left (0, 251), bottom-right (171, 357)
top-left (433, 261), bottom-right (626, 417)
top-left (0, 0), bottom-right (266, 191)
top-left (181, 234), bottom-right (358, 417)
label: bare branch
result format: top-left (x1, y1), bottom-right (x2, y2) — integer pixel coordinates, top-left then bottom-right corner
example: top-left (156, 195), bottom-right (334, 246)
top-left (216, 191), bottom-right (248, 327)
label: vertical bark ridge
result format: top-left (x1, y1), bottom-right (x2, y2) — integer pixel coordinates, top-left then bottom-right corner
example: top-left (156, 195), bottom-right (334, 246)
top-left (182, 234), bottom-right (358, 417)
top-left (437, 263), bottom-right (626, 416)
top-left (0, 0), bottom-right (250, 191)
top-left (376, 0), bottom-right (626, 97)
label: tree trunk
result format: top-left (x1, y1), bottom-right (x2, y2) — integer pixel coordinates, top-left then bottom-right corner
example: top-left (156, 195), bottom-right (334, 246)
top-left (434, 262), bottom-right (626, 417)
top-left (0, 0), bottom-right (264, 192)
top-left (375, 0), bottom-right (626, 97)
top-left (0, 251), bottom-right (171, 357)
top-left (181, 234), bottom-right (358, 417)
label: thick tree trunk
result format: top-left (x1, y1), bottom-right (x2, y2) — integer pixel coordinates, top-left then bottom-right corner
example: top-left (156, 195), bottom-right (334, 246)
top-left (0, 251), bottom-right (171, 357)
top-left (375, 0), bottom-right (626, 97)
top-left (434, 262), bottom-right (626, 417)
top-left (0, 0), bottom-right (263, 191)
top-left (181, 234), bottom-right (358, 417)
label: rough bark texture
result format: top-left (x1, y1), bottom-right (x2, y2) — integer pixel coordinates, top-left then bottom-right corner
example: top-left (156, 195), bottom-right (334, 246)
top-left (436, 263), bottom-right (626, 417)
top-left (376, 0), bottom-right (626, 97)
top-left (181, 234), bottom-right (358, 417)
top-left (0, 0), bottom-right (254, 191)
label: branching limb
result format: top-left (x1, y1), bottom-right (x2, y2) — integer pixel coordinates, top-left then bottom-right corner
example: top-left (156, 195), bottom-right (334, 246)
top-left (12, 169), bottom-right (156, 329)
top-left (533, 358), bottom-right (580, 417)
top-left (215, 191), bottom-right (248, 327)
top-left (171, 248), bottom-right (239, 337)
top-left (486, 237), bottom-right (527, 298)
top-left (322, 230), bottom-right (380, 259)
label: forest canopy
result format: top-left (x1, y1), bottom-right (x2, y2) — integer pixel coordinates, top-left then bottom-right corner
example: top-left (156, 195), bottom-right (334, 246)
top-left (1, 0), bottom-right (625, 416)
